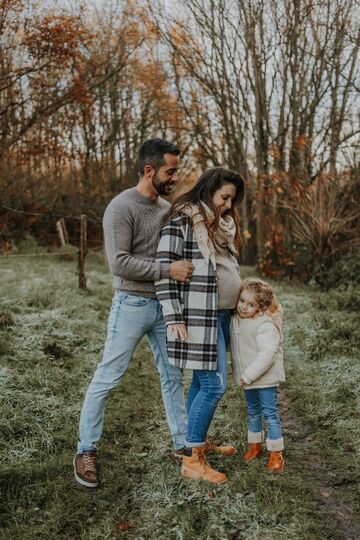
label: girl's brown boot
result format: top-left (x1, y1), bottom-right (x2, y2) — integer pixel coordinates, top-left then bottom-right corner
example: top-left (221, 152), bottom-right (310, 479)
top-left (243, 443), bottom-right (262, 462)
top-left (181, 446), bottom-right (228, 484)
top-left (266, 451), bottom-right (284, 472)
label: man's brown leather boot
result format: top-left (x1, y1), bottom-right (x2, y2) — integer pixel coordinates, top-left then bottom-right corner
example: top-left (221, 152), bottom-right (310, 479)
top-left (73, 451), bottom-right (99, 488)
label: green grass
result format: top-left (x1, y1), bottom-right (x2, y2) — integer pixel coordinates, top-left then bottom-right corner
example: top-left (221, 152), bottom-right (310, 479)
top-left (0, 253), bottom-right (359, 539)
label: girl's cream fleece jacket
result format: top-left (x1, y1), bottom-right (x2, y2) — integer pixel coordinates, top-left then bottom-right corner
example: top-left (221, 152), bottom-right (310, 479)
top-left (230, 309), bottom-right (285, 389)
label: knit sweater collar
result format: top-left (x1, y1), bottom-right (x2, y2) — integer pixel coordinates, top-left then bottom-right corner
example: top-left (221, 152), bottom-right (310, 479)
top-left (127, 187), bottom-right (159, 206)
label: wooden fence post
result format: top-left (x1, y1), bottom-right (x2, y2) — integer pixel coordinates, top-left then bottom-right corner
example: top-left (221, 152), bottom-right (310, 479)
top-left (78, 214), bottom-right (88, 289)
top-left (56, 218), bottom-right (69, 246)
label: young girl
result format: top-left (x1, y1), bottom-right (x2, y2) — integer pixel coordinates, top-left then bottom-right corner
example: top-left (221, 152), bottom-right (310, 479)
top-left (230, 278), bottom-right (285, 472)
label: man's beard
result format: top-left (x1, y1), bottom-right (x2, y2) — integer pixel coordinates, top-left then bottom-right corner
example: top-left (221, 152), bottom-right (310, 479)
top-left (152, 173), bottom-right (175, 196)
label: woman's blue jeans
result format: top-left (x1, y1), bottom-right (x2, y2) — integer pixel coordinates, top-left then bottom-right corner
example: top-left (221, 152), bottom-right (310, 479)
top-left (185, 310), bottom-right (232, 447)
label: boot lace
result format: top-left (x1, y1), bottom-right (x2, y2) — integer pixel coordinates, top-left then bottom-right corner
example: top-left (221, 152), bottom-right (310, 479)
top-left (197, 448), bottom-right (212, 474)
top-left (83, 453), bottom-right (97, 473)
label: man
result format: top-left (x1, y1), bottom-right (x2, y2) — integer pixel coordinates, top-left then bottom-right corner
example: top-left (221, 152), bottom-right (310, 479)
top-left (74, 139), bottom-right (194, 488)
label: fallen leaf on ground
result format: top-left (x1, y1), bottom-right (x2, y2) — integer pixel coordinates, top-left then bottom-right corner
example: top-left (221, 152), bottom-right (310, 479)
top-left (116, 521), bottom-right (132, 531)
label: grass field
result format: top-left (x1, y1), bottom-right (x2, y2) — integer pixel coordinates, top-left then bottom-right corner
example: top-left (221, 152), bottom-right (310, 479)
top-left (0, 251), bottom-right (359, 539)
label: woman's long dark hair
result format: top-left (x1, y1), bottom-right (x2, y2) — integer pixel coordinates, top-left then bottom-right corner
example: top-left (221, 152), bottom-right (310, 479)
top-left (165, 167), bottom-right (245, 250)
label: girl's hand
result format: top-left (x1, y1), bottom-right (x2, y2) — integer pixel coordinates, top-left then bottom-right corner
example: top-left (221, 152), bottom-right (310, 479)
top-left (168, 323), bottom-right (188, 341)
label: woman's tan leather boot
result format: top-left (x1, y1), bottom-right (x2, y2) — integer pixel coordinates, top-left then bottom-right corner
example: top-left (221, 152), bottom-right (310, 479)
top-left (204, 439), bottom-right (237, 456)
top-left (266, 451), bottom-right (284, 472)
top-left (243, 443), bottom-right (262, 462)
top-left (181, 446), bottom-right (228, 484)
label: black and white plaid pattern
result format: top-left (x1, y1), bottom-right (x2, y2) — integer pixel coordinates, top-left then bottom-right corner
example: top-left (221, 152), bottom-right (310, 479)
top-left (155, 213), bottom-right (218, 371)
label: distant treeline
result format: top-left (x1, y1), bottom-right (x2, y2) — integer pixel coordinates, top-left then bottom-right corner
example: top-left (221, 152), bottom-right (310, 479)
top-left (1, 0), bottom-right (359, 280)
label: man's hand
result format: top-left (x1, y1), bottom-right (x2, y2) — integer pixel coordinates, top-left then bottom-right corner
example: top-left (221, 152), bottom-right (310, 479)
top-left (239, 378), bottom-right (246, 386)
top-left (170, 260), bottom-right (194, 283)
top-left (168, 323), bottom-right (188, 341)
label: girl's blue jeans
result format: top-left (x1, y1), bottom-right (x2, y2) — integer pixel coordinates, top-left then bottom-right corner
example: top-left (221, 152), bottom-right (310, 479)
top-left (244, 387), bottom-right (282, 441)
top-left (185, 310), bottom-right (232, 447)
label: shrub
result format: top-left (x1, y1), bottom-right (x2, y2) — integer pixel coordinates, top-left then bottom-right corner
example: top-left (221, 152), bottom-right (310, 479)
top-left (277, 171), bottom-right (360, 284)
top-left (314, 252), bottom-right (360, 290)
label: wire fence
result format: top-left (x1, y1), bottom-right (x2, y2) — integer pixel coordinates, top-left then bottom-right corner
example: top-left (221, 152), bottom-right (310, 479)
top-left (0, 203), bottom-right (102, 223)
top-left (0, 245), bottom-right (103, 259)
top-left (0, 206), bottom-right (104, 287)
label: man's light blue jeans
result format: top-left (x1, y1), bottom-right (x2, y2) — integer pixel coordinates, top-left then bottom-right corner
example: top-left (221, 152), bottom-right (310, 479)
top-left (77, 292), bottom-right (187, 453)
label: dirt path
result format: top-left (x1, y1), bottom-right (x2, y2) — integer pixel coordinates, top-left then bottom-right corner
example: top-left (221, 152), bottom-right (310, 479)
top-left (280, 392), bottom-right (360, 540)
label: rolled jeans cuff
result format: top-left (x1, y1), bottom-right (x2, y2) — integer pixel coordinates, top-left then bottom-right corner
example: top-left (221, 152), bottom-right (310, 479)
top-left (185, 440), bottom-right (206, 448)
top-left (247, 431), bottom-right (263, 443)
top-left (266, 437), bottom-right (284, 451)
top-left (77, 442), bottom-right (97, 454)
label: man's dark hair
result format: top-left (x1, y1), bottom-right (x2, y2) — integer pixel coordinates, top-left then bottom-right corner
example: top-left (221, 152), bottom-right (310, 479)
top-left (138, 139), bottom-right (180, 175)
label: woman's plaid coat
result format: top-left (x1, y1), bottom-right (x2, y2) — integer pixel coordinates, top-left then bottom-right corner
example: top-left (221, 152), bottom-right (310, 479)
top-left (155, 212), bottom-right (218, 371)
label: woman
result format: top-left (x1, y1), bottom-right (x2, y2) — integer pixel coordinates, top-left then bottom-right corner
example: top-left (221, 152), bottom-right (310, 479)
top-left (155, 167), bottom-right (245, 484)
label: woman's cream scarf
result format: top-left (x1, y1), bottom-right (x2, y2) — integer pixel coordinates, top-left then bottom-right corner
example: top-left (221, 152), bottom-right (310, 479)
top-left (180, 202), bottom-right (237, 268)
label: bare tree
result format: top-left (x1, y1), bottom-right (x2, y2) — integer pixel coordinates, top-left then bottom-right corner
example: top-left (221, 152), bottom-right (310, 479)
top-left (153, 0), bottom-right (359, 267)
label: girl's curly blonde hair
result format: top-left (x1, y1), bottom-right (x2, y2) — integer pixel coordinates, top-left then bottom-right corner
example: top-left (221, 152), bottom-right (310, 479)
top-left (239, 278), bottom-right (280, 314)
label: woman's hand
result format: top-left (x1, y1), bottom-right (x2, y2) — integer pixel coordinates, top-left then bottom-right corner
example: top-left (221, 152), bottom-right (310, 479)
top-left (168, 323), bottom-right (188, 341)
